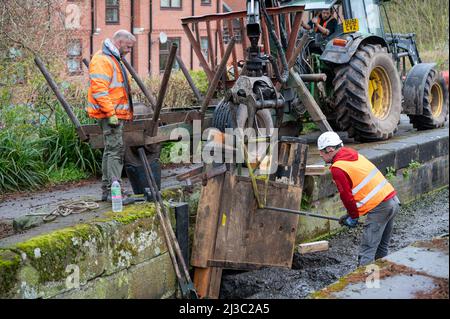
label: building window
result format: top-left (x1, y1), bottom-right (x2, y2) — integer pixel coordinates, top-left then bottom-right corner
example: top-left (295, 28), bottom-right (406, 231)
top-left (161, 0), bottom-right (181, 9)
top-left (223, 21), bottom-right (242, 44)
top-left (106, 0), bottom-right (120, 24)
top-left (159, 38), bottom-right (180, 72)
top-left (200, 37), bottom-right (209, 61)
top-left (201, 0), bottom-right (211, 5)
top-left (67, 40), bottom-right (82, 75)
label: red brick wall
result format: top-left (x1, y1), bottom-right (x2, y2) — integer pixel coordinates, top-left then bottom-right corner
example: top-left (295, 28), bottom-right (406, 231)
top-left (64, 0), bottom-right (223, 79)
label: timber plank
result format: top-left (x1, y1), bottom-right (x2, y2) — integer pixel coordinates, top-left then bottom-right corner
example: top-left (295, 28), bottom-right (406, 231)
top-left (298, 240), bottom-right (329, 254)
top-left (190, 174), bottom-right (225, 268)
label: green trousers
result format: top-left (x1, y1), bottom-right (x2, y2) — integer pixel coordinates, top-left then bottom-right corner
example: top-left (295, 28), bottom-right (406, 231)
top-left (98, 119), bottom-right (124, 194)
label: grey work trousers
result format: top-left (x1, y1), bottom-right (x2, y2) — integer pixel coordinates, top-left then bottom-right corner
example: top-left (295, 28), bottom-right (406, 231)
top-left (98, 119), bottom-right (124, 194)
top-left (358, 196), bottom-right (401, 266)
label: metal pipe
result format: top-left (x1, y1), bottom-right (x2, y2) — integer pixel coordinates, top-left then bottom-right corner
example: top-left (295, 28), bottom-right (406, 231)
top-left (262, 206), bottom-right (341, 221)
top-left (82, 58), bottom-right (89, 69)
top-left (122, 57), bottom-right (157, 109)
top-left (343, 0), bottom-right (352, 19)
top-left (130, 0), bottom-right (135, 66)
top-left (255, 98), bottom-right (285, 109)
top-left (148, 0), bottom-right (153, 75)
top-left (176, 55), bottom-right (203, 103)
top-left (299, 73), bottom-right (327, 82)
top-left (150, 43), bottom-right (178, 136)
top-left (34, 56), bottom-right (87, 141)
top-left (200, 36), bottom-right (236, 126)
top-left (397, 52), bottom-right (409, 58)
top-left (90, 0), bottom-right (95, 58)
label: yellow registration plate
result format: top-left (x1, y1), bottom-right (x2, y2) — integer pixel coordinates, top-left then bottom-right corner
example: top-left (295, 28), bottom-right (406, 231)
top-left (343, 18), bottom-right (359, 33)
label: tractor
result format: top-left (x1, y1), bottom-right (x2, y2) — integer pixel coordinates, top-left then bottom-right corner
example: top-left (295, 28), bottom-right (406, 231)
top-left (210, 0), bottom-right (449, 142)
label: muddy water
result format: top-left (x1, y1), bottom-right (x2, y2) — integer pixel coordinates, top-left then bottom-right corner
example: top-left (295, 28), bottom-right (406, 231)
top-left (219, 188), bottom-right (449, 299)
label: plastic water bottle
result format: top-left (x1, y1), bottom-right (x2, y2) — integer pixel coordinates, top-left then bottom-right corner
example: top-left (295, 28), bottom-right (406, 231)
top-left (111, 178), bottom-right (123, 212)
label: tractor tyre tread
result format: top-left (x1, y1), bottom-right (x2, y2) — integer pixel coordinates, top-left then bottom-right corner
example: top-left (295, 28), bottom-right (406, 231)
top-left (332, 43), bottom-right (402, 141)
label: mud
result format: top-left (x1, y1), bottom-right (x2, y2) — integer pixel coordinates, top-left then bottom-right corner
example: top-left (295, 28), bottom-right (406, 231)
top-left (219, 188), bottom-right (449, 299)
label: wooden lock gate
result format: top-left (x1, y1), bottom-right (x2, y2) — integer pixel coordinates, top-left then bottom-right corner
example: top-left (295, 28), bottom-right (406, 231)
top-left (191, 137), bottom-right (308, 298)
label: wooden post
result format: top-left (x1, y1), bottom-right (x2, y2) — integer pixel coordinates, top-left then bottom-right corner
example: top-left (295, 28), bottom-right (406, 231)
top-left (206, 21), bottom-right (215, 69)
top-left (149, 43), bottom-right (178, 136)
top-left (286, 12), bottom-right (303, 62)
top-left (290, 69), bottom-right (333, 132)
top-left (182, 23), bottom-right (214, 81)
top-left (122, 57), bottom-right (157, 110)
top-left (176, 55), bottom-right (203, 103)
top-left (226, 19), bottom-right (239, 80)
top-left (199, 37), bottom-right (236, 128)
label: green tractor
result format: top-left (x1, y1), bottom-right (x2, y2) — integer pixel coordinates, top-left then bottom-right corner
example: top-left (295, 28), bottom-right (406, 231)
top-left (281, 0), bottom-right (448, 141)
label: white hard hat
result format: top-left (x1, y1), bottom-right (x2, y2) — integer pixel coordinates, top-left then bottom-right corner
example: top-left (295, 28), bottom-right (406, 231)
top-left (317, 131), bottom-right (343, 150)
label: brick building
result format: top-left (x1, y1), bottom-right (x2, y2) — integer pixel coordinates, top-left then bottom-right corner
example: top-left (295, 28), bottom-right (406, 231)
top-left (64, 0), bottom-right (225, 78)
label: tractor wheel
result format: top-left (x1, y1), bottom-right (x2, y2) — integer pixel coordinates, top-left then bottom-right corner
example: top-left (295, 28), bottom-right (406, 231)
top-left (407, 70), bottom-right (449, 130)
top-left (333, 44), bottom-right (402, 141)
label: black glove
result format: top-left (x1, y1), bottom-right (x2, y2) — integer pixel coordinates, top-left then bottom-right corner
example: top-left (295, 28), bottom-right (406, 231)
top-left (339, 214), bottom-right (348, 226)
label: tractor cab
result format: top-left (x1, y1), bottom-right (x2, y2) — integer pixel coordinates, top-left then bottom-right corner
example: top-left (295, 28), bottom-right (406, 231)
top-left (282, 0), bottom-right (388, 53)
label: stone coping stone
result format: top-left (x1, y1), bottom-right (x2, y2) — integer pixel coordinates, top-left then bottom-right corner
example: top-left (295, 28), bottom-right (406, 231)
top-left (0, 198), bottom-right (181, 298)
top-left (309, 238), bottom-right (449, 299)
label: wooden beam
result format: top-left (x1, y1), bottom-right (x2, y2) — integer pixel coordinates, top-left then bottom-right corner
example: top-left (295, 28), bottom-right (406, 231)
top-left (180, 6), bottom-right (305, 25)
top-left (182, 23), bottom-right (214, 81)
top-left (290, 69), bottom-right (333, 132)
top-left (239, 17), bottom-right (248, 58)
top-left (298, 241), bottom-right (329, 255)
top-left (305, 165), bottom-right (327, 176)
top-left (206, 21), bottom-right (215, 68)
top-left (227, 19), bottom-right (239, 79)
top-left (286, 11), bottom-right (303, 62)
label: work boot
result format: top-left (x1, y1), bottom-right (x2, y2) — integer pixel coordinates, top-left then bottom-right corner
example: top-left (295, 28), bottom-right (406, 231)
top-left (102, 189), bottom-right (133, 202)
top-left (105, 193), bottom-right (135, 206)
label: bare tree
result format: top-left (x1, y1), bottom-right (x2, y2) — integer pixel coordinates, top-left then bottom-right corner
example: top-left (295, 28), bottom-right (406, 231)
top-left (0, 0), bottom-right (77, 105)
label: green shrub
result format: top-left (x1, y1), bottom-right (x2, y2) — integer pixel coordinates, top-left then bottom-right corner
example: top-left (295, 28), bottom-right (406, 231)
top-left (189, 70), bottom-right (209, 95)
top-left (0, 130), bottom-right (48, 192)
top-left (48, 163), bottom-right (88, 184)
top-left (383, 0), bottom-right (449, 52)
top-left (385, 166), bottom-right (396, 181)
top-left (39, 106), bottom-right (101, 175)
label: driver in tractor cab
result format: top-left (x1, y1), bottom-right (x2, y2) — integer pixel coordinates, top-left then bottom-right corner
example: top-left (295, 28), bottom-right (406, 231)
top-left (301, 9), bottom-right (337, 38)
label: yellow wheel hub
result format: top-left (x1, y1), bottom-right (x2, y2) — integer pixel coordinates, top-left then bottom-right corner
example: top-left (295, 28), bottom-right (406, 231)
top-left (368, 66), bottom-right (392, 119)
top-left (430, 82), bottom-right (443, 118)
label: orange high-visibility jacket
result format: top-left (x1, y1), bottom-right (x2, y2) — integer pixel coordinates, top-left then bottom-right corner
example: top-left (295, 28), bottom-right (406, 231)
top-left (87, 46), bottom-right (132, 120)
top-left (314, 16), bottom-right (330, 33)
top-left (331, 154), bottom-right (395, 216)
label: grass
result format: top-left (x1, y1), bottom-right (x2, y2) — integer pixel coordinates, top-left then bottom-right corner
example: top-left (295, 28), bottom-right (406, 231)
top-left (302, 122), bottom-right (319, 134)
top-left (0, 130), bottom-right (48, 192)
top-left (47, 164), bottom-right (88, 184)
top-left (385, 166), bottom-right (396, 181)
top-left (382, 0), bottom-right (449, 72)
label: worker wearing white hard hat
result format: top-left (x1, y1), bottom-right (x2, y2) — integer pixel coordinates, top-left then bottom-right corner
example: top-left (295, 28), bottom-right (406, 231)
top-left (317, 131), bottom-right (400, 266)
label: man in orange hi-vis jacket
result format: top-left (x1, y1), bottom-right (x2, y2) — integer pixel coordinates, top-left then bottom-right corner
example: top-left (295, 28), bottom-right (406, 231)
top-left (317, 132), bottom-right (401, 266)
top-left (87, 30), bottom-right (135, 202)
